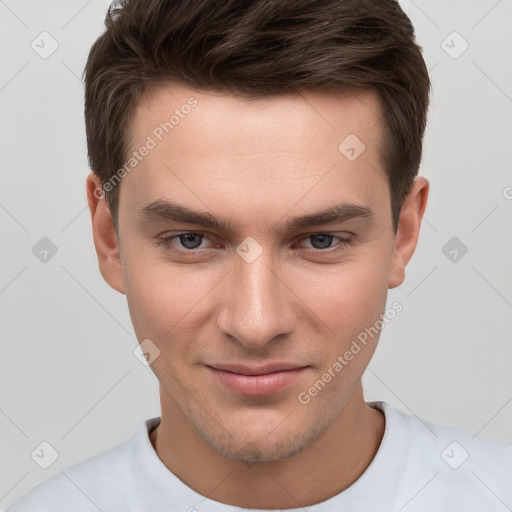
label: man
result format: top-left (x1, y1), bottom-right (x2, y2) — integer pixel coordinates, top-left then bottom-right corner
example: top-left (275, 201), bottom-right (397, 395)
top-left (8, 0), bottom-right (511, 510)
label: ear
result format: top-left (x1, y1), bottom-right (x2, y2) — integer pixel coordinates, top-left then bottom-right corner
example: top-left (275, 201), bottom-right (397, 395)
top-left (86, 172), bottom-right (125, 294)
top-left (388, 176), bottom-right (429, 289)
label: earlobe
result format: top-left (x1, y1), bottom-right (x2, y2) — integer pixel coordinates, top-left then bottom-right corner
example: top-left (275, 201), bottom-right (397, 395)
top-left (86, 173), bottom-right (126, 294)
top-left (388, 177), bottom-right (429, 290)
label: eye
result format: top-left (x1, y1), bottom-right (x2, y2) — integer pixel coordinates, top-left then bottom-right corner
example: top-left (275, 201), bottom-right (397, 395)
top-left (157, 231), bottom-right (212, 251)
top-left (295, 233), bottom-right (354, 253)
top-left (156, 231), bottom-right (354, 255)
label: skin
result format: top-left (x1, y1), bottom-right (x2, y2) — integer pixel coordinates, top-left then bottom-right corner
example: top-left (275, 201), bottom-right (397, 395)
top-left (86, 84), bottom-right (429, 509)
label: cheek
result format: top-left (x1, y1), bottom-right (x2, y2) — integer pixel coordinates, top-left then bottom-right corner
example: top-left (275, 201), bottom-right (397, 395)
top-left (298, 258), bottom-right (390, 341)
top-left (122, 245), bottom-right (219, 341)
top-left (123, 261), bottom-right (209, 382)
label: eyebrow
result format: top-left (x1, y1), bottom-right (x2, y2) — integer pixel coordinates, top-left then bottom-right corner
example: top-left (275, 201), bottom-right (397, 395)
top-left (137, 199), bottom-right (374, 232)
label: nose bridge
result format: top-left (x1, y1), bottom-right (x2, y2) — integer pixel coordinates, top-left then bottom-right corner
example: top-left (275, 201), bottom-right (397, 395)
top-left (217, 244), bottom-right (294, 348)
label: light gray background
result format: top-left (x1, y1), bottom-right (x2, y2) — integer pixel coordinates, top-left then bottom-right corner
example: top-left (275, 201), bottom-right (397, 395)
top-left (1, 0), bottom-right (511, 509)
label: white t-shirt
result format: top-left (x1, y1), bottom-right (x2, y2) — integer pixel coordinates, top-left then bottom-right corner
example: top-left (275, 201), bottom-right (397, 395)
top-left (7, 401), bottom-right (512, 512)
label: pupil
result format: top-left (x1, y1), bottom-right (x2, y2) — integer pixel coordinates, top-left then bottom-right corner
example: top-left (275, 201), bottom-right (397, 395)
top-left (180, 233), bottom-right (202, 249)
top-left (311, 234), bottom-right (333, 249)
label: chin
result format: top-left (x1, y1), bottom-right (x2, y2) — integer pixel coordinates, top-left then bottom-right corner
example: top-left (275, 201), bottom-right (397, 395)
top-left (212, 436), bottom-right (305, 463)
top-left (193, 412), bottom-right (327, 463)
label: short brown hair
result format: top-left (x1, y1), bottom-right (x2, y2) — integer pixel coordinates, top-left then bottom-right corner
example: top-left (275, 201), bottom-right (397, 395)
top-left (84, 0), bottom-right (431, 233)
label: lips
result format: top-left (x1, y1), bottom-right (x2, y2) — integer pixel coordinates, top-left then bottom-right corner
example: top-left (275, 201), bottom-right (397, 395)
top-left (206, 363), bottom-right (309, 396)
top-left (208, 362), bottom-right (306, 376)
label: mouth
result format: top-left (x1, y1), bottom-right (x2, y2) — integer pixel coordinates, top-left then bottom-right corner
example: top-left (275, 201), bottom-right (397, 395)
top-left (206, 363), bottom-right (310, 396)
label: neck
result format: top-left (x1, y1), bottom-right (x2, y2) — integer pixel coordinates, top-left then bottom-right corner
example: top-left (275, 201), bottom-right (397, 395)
top-left (149, 382), bottom-right (385, 509)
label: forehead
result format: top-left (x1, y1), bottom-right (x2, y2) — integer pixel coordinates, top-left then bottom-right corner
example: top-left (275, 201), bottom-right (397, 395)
top-left (132, 84), bottom-right (384, 158)
top-left (121, 84), bottom-right (390, 231)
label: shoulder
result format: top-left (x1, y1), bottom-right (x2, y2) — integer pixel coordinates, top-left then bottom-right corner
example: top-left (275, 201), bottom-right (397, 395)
top-left (6, 433), bottom-right (134, 512)
top-left (401, 404), bottom-right (512, 472)
top-left (377, 401), bottom-right (512, 510)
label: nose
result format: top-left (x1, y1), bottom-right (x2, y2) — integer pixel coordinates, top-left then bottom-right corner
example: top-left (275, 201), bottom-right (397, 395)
top-left (216, 247), bottom-right (296, 350)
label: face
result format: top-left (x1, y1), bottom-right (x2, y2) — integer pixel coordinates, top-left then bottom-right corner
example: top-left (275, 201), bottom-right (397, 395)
top-left (90, 84), bottom-right (424, 463)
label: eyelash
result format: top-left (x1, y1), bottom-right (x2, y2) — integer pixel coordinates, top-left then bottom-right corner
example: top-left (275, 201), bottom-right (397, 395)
top-left (155, 231), bottom-right (354, 255)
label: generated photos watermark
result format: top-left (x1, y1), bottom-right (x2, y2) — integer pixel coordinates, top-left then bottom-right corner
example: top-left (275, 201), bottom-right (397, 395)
top-left (94, 97), bottom-right (198, 200)
top-left (298, 301), bottom-right (403, 405)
